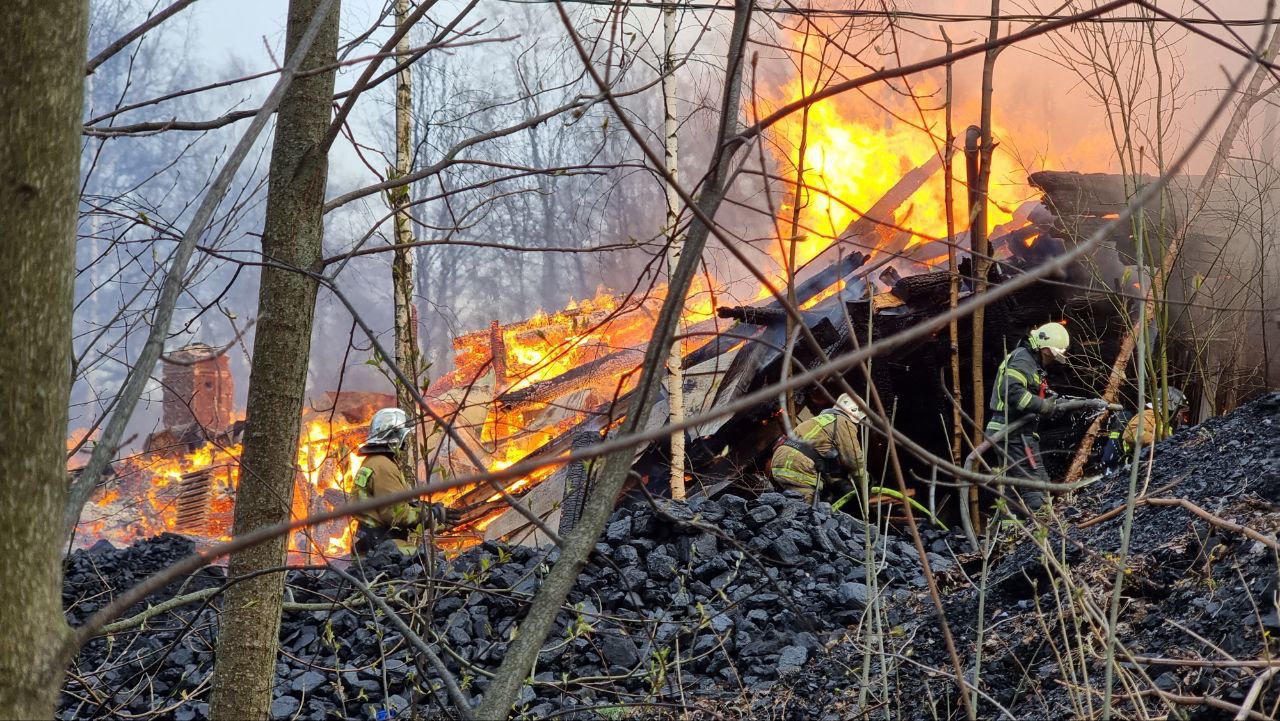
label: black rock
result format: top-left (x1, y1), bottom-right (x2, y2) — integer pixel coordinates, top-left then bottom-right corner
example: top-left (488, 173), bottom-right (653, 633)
top-left (771, 535), bottom-right (799, 558)
top-left (749, 505), bottom-right (778, 525)
top-left (646, 550), bottom-right (676, 581)
top-left (836, 582), bottom-right (869, 607)
top-left (600, 633), bottom-right (641, 668)
top-left (606, 516), bottom-right (632, 543)
top-left (270, 696), bottom-right (301, 720)
top-left (291, 670), bottom-right (327, 694)
top-left (1154, 671), bottom-right (1180, 691)
top-left (613, 544), bottom-right (640, 567)
top-left (778, 645), bottom-right (808, 673)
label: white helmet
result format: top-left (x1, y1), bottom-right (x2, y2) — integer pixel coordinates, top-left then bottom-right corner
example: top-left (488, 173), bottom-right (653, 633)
top-left (834, 393), bottom-right (867, 423)
top-left (365, 407), bottom-right (412, 451)
top-left (1028, 322), bottom-right (1070, 363)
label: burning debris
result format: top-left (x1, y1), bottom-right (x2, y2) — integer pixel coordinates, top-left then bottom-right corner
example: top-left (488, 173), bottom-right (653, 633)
top-left (72, 159), bottom-right (1157, 557)
top-left (73, 346), bottom-right (387, 560)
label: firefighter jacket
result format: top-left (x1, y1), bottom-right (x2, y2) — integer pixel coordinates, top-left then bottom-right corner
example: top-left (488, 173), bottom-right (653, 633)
top-left (987, 345), bottom-right (1051, 430)
top-left (352, 452), bottom-right (422, 529)
top-left (769, 410), bottom-right (863, 498)
top-left (1123, 408), bottom-right (1171, 451)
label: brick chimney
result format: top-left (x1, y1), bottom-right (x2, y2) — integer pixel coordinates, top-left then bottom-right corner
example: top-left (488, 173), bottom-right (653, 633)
top-left (161, 343), bottom-right (234, 432)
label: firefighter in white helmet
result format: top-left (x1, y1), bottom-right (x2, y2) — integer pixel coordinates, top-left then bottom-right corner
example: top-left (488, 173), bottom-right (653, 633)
top-left (352, 408), bottom-right (458, 554)
top-left (769, 393), bottom-right (866, 502)
top-left (986, 322), bottom-right (1106, 512)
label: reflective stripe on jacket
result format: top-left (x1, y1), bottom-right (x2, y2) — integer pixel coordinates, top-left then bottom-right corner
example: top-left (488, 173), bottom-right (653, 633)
top-left (988, 346), bottom-right (1049, 425)
top-left (769, 410), bottom-right (863, 491)
top-left (353, 452), bottom-right (422, 529)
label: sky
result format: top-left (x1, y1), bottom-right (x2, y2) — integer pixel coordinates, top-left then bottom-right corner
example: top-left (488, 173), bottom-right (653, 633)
top-left (174, 0), bottom-right (1280, 190)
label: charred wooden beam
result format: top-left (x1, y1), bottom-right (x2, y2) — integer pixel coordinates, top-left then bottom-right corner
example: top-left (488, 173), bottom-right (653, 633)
top-left (891, 271), bottom-right (953, 305)
top-left (489, 320), bottom-right (506, 382)
top-left (496, 348), bottom-right (643, 412)
top-left (1028, 170), bottom-right (1171, 222)
top-left (879, 266), bottom-right (902, 288)
top-left (685, 252), bottom-right (867, 367)
top-left (716, 305), bottom-right (787, 325)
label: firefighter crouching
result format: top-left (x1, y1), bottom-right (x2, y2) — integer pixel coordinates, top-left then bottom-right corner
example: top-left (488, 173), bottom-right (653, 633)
top-left (1123, 387), bottom-right (1190, 457)
top-left (985, 322), bottom-right (1106, 512)
top-left (769, 393), bottom-right (866, 502)
top-left (352, 408), bottom-right (458, 554)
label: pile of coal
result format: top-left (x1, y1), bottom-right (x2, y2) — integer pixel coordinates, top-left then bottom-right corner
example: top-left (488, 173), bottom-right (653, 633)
top-left (61, 490), bottom-right (925, 720)
top-left (778, 391), bottom-right (1280, 721)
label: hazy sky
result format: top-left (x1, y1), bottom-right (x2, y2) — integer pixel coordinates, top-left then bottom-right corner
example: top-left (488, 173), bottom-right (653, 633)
top-left (172, 0), bottom-right (1279, 187)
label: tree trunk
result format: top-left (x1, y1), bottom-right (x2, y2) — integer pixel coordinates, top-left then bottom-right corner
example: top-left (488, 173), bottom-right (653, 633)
top-left (392, 0), bottom-right (420, 478)
top-left (208, 1), bottom-right (340, 718)
top-left (661, 1), bottom-right (686, 499)
top-left (968, 0), bottom-right (1001, 445)
top-left (472, 0), bottom-right (753, 714)
top-left (0, 2), bottom-right (87, 715)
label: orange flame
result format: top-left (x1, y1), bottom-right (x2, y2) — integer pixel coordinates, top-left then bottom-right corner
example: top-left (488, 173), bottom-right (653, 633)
top-left (762, 30), bottom-right (1037, 286)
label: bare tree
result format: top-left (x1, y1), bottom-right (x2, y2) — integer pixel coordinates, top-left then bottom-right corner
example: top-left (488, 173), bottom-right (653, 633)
top-left (662, 0), bottom-right (687, 499)
top-left (393, 0), bottom-right (422, 478)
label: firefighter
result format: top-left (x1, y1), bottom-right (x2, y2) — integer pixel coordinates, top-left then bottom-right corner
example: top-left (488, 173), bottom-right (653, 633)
top-left (769, 393), bottom-right (866, 502)
top-left (986, 322), bottom-right (1106, 512)
top-left (1123, 387), bottom-right (1190, 457)
top-left (1097, 407), bottom-right (1135, 472)
top-left (352, 408), bottom-right (457, 554)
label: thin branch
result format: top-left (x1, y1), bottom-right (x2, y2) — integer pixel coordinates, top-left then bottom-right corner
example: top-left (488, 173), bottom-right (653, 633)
top-left (328, 564), bottom-right (473, 720)
top-left (85, 0), bottom-right (200, 74)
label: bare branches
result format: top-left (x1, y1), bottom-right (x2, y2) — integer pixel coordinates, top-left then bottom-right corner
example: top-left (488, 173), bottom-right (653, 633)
top-left (86, 0), bottom-right (200, 75)
top-left (473, 0), bottom-right (756, 713)
top-left (63, 0), bottom-right (342, 542)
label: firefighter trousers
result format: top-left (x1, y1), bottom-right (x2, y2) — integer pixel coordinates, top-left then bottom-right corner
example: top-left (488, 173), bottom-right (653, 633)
top-left (986, 428), bottom-right (1049, 513)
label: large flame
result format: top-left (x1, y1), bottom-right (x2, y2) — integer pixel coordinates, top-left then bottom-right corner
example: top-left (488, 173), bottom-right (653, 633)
top-left (76, 413), bottom-right (368, 561)
top-left (763, 31), bottom-right (1038, 282)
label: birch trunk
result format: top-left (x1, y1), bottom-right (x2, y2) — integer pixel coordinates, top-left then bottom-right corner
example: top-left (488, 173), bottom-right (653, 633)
top-left (662, 2), bottom-right (686, 499)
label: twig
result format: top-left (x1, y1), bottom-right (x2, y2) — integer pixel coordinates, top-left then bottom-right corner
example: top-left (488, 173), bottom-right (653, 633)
top-left (85, 0), bottom-right (200, 74)
top-left (1078, 497), bottom-right (1280, 551)
top-left (1235, 667), bottom-right (1279, 720)
top-left (328, 564), bottom-right (473, 720)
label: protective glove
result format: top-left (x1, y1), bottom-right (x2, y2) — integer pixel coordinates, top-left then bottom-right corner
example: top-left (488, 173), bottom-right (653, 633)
top-left (428, 502), bottom-right (464, 527)
top-left (1038, 397), bottom-right (1058, 416)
